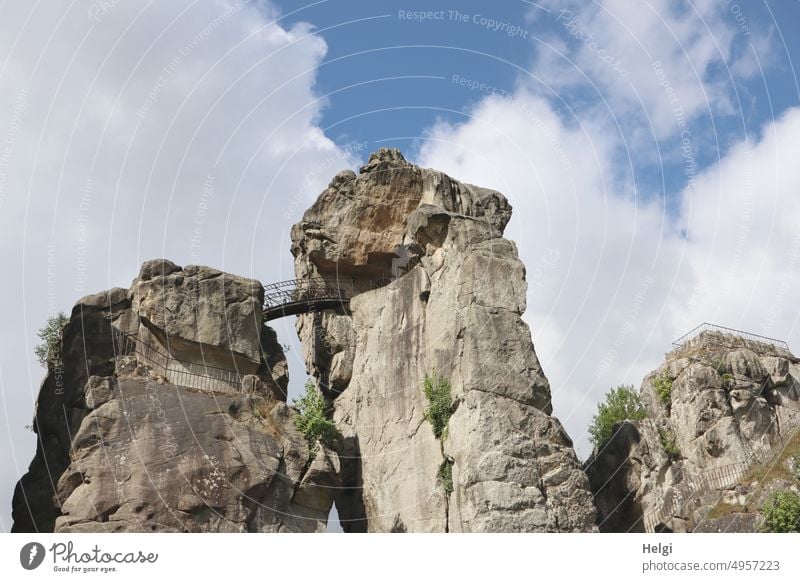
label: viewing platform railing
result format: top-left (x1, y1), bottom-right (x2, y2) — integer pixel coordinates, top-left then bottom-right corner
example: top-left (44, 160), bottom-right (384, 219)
top-left (672, 322), bottom-right (790, 352)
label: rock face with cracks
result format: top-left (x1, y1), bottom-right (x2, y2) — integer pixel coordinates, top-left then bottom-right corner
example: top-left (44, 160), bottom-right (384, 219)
top-left (587, 331), bottom-right (800, 532)
top-left (14, 150), bottom-right (599, 534)
top-left (12, 261), bottom-right (337, 532)
top-left (291, 148), bottom-right (596, 532)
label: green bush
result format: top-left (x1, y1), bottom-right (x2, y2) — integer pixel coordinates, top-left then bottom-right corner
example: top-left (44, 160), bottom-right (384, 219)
top-left (761, 490), bottom-right (800, 533)
top-left (438, 459), bottom-right (454, 494)
top-left (589, 385), bottom-right (647, 449)
top-left (34, 313), bottom-right (68, 369)
top-left (423, 371), bottom-right (452, 440)
top-left (293, 380), bottom-right (339, 454)
top-left (711, 359), bottom-right (727, 376)
top-left (721, 372), bottom-right (734, 388)
top-left (653, 372), bottom-right (673, 405)
top-left (659, 428), bottom-right (681, 461)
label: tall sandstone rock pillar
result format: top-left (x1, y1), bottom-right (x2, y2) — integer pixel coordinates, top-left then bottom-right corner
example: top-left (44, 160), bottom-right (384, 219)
top-left (292, 148), bottom-right (596, 532)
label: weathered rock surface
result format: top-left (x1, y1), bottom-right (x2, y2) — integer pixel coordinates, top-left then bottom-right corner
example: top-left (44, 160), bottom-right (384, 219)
top-left (131, 260), bottom-right (265, 373)
top-left (15, 150), bottom-right (600, 534)
top-left (12, 262), bottom-right (337, 532)
top-left (292, 148), bottom-right (596, 532)
top-left (587, 330), bottom-right (800, 532)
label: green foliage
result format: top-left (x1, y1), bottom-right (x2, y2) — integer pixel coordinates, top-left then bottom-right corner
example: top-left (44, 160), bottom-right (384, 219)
top-left (659, 428), bottom-right (681, 461)
top-left (653, 372), bottom-right (673, 405)
top-left (293, 380), bottom-right (339, 454)
top-left (438, 459), bottom-right (454, 494)
top-left (721, 372), bottom-right (734, 387)
top-left (589, 385), bottom-right (647, 449)
top-left (711, 359), bottom-right (728, 375)
top-left (761, 490), bottom-right (800, 533)
top-left (423, 371), bottom-right (452, 440)
top-left (34, 313), bottom-right (68, 369)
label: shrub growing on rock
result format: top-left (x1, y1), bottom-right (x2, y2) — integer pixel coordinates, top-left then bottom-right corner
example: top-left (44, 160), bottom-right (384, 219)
top-left (653, 372), bottom-right (673, 405)
top-left (34, 312), bottom-right (68, 369)
top-left (761, 490), bottom-right (800, 533)
top-left (293, 380), bottom-right (339, 454)
top-left (659, 428), bottom-right (681, 461)
top-left (438, 459), bottom-right (454, 494)
top-left (711, 359), bottom-right (727, 376)
top-left (589, 385), bottom-right (647, 449)
top-left (423, 371), bottom-right (452, 440)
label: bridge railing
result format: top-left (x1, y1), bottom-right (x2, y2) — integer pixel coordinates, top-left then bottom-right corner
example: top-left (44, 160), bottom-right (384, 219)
top-left (263, 277), bottom-right (351, 309)
top-left (262, 275), bottom-right (396, 315)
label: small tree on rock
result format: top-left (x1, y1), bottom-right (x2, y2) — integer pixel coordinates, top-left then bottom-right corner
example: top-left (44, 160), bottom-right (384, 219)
top-left (293, 380), bottom-right (339, 455)
top-left (34, 313), bottom-right (68, 369)
top-left (589, 385), bottom-right (647, 449)
top-left (423, 371), bottom-right (452, 440)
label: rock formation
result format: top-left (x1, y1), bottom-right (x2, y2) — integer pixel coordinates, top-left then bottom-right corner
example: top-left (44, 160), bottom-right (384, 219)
top-left (12, 260), bottom-right (338, 532)
top-left (14, 149), bottom-right (598, 533)
top-left (587, 329), bottom-right (800, 532)
top-left (291, 148), bottom-right (596, 532)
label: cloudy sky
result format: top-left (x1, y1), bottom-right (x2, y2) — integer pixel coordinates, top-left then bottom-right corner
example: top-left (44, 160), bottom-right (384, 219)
top-left (1, 0), bottom-right (799, 531)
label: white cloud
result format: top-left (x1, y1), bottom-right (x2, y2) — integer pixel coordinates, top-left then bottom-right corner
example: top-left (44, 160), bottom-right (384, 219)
top-left (0, 0), bottom-right (360, 529)
top-left (417, 91), bottom-right (800, 460)
top-left (677, 107), bottom-right (800, 338)
top-left (414, 0), bottom-right (786, 462)
top-left (417, 90), bottom-right (689, 458)
top-left (532, 0), bottom-right (765, 139)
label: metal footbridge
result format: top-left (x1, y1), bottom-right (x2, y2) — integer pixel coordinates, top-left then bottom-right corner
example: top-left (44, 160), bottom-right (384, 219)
top-left (262, 277), bottom-right (389, 321)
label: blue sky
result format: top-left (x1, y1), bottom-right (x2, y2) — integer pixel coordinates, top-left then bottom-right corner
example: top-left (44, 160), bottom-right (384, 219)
top-left (280, 0), bottom-right (528, 150)
top-left (1, 0), bottom-right (800, 531)
top-left (282, 0), bottom-right (800, 204)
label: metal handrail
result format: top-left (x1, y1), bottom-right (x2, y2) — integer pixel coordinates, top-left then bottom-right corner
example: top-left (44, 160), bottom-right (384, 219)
top-left (110, 327), bottom-right (245, 393)
top-left (642, 414), bottom-right (800, 532)
top-left (262, 276), bottom-right (396, 316)
top-left (672, 322), bottom-right (790, 351)
top-left (640, 324), bottom-right (794, 530)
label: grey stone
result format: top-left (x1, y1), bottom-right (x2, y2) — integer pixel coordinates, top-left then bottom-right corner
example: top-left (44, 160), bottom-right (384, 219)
top-left (13, 263), bottom-right (338, 533)
top-left (292, 151), bottom-right (596, 532)
top-left (131, 262), bottom-right (265, 371)
top-left (588, 330), bottom-right (800, 533)
top-left (137, 259), bottom-right (181, 281)
top-left (84, 376), bottom-right (114, 409)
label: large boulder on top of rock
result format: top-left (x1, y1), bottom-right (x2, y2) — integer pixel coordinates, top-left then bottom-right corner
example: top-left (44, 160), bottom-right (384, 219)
top-left (131, 261), bottom-right (265, 371)
top-left (291, 148), bottom-right (512, 279)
